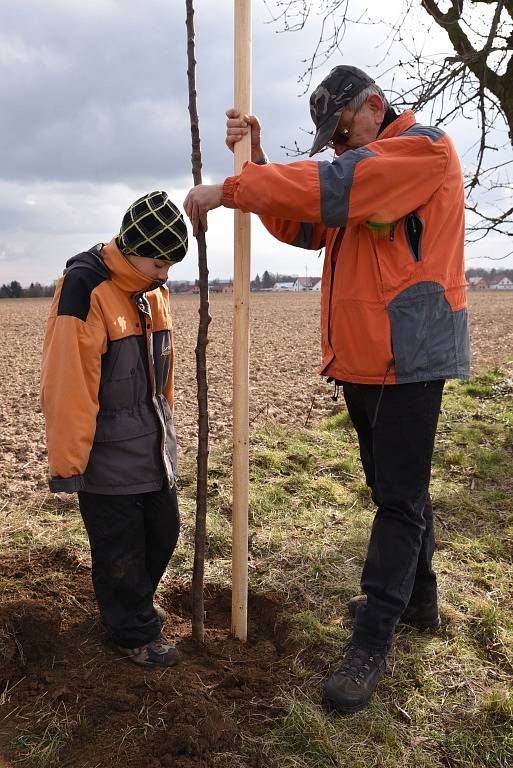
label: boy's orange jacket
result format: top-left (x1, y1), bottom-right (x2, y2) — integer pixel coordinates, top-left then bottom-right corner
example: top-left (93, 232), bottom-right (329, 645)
top-left (223, 111), bottom-right (469, 385)
top-left (41, 239), bottom-right (178, 494)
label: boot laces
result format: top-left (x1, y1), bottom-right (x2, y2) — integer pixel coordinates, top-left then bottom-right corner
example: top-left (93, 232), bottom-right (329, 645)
top-left (336, 643), bottom-right (376, 686)
top-left (150, 637), bottom-right (171, 654)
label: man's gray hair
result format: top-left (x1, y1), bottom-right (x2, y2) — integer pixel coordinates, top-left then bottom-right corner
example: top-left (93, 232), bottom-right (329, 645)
top-left (347, 84), bottom-right (389, 113)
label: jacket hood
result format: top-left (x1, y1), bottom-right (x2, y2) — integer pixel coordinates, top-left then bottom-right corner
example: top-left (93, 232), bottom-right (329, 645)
top-left (64, 244), bottom-right (110, 280)
top-left (65, 238), bottom-right (164, 295)
top-left (101, 237), bottom-right (164, 294)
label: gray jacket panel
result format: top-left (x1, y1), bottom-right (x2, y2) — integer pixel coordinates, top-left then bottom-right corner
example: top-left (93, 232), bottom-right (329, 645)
top-left (387, 281), bottom-right (470, 384)
top-left (400, 125), bottom-right (445, 143)
top-left (318, 147), bottom-right (375, 228)
top-left (292, 223), bottom-right (315, 249)
top-left (83, 321), bottom-right (178, 495)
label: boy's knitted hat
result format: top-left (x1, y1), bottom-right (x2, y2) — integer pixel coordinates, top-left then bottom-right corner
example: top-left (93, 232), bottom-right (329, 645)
top-left (119, 191), bottom-right (188, 262)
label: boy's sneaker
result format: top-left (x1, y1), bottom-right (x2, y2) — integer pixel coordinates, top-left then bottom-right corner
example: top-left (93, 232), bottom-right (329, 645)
top-left (117, 636), bottom-right (179, 667)
top-left (322, 642), bottom-right (387, 714)
top-left (347, 594), bottom-right (441, 631)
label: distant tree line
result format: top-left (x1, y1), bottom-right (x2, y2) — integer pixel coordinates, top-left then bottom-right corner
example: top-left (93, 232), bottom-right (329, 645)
top-left (0, 281), bottom-right (55, 299)
top-left (2, 269), bottom-right (510, 299)
top-left (466, 268), bottom-right (513, 281)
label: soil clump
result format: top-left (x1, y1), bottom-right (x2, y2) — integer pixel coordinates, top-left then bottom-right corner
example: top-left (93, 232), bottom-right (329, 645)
top-left (0, 548), bottom-right (291, 768)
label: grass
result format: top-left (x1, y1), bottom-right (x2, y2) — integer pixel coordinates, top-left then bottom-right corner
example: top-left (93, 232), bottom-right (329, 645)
top-left (1, 367), bottom-right (512, 767)
top-left (229, 367), bottom-right (512, 768)
top-left (12, 695), bottom-right (89, 768)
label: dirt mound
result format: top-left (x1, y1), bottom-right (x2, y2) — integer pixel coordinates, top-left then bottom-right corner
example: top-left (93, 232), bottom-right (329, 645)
top-left (148, 699), bottom-right (236, 767)
top-left (0, 600), bottom-right (61, 680)
top-left (0, 549), bottom-right (291, 768)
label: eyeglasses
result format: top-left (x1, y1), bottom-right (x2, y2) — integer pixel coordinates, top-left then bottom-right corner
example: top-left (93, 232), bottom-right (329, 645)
top-left (326, 104), bottom-right (363, 149)
top-left (327, 127), bottom-right (351, 149)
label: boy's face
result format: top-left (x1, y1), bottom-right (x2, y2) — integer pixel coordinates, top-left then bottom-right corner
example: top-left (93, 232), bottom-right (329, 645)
top-left (125, 253), bottom-right (174, 282)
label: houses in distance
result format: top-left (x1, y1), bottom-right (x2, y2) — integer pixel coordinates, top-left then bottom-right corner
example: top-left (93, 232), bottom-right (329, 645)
top-left (271, 276), bottom-right (321, 292)
top-left (167, 279), bottom-right (233, 295)
top-left (488, 276), bottom-right (513, 290)
top-left (167, 273), bottom-right (513, 295)
top-left (167, 275), bottom-right (322, 294)
top-left (467, 275), bottom-right (513, 290)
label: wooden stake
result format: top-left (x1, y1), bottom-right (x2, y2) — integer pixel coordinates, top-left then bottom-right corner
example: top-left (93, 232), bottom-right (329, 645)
top-left (231, 0), bottom-right (252, 642)
top-left (186, 0), bottom-right (211, 646)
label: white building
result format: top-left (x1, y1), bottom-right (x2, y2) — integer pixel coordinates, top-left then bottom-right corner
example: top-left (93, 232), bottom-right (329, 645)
top-left (489, 276), bottom-right (513, 290)
top-left (293, 276), bottom-right (322, 291)
top-left (312, 279), bottom-right (322, 291)
top-left (272, 282), bottom-right (295, 291)
top-left (467, 276), bottom-right (489, 290)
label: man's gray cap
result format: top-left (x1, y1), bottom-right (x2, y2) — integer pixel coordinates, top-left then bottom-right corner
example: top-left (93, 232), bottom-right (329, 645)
top-left (309, 65), bottom-right (375, 156)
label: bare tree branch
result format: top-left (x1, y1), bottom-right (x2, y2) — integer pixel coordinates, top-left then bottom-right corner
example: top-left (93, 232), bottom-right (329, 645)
top-left (267, 0), bottom-right (513, 244)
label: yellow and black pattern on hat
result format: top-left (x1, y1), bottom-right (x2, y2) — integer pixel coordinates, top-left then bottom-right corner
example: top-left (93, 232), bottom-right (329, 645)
top-left (119, 191), bottom-right (188, 262)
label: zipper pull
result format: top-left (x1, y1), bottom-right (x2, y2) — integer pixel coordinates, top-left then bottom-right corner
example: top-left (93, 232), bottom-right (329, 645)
top-left (389, 224), bottom-right (395, 242)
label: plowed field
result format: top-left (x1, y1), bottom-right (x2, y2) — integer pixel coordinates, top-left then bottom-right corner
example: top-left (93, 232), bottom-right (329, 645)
top-left (1, 291), bottom-right (512, 504)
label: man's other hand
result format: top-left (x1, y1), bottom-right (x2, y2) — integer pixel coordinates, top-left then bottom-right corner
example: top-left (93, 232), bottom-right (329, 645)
top-left (226, 108), bottom-right (266, 163)
top-left (183, 184), bottom-right (223, 236)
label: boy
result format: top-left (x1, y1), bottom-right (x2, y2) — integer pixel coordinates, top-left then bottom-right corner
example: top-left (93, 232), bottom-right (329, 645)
top-left (41, 191), bottom-right (188, 667)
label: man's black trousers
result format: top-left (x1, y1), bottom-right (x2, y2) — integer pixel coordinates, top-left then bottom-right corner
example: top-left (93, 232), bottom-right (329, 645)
top-left (342, 380), bottom-right (444, 653)
top-left (78, 482), bottom-right (180, 649)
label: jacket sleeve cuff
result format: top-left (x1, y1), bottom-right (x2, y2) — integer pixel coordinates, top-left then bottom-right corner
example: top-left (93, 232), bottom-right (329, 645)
top-left (49, 475), bottom-right (86, 493)
top-left (222, 176), bottom-right (239, 208)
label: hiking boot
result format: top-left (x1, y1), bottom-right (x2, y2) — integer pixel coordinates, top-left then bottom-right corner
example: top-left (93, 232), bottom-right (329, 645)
top-left (117, 636), bottom-right (179, 667)
top-left (347, 594), bottom-right (441, 631)
top-left (322, 642), bottom-right (387, 714)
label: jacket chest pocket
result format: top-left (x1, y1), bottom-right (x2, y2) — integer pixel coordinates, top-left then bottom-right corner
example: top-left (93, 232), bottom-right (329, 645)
top-left (370, 213), bottom-right (424, 292)
top-left (99, 336), bottom-right (148, 411)
top-left (405, 212), bottom-right (423, 262)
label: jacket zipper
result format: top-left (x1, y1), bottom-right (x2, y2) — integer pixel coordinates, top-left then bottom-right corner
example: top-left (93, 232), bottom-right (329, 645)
top-left (405, 212), bottom-right (423, 262)
top-left (327, 228), bottom-right (345, 354)
top-left (136, 294), bottom-right (174, 485)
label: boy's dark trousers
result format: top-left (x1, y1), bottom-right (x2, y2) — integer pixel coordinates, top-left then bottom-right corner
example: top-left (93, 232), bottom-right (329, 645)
top-left (78, 482), bottom-right (180, 649)
top-left (342, 379), bottom-right (445, 653)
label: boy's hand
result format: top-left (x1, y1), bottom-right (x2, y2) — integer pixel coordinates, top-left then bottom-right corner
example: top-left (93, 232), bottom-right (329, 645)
top-left (226, 108), bottom-right (266, 163)
top-left (183, 184), bottom-right (223, 236)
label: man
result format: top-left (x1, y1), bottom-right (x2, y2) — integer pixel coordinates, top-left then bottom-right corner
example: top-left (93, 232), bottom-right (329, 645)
top-left (184, 66), bottom-right (469, 712)
top-left (41, 191), bottom-right (188, 667)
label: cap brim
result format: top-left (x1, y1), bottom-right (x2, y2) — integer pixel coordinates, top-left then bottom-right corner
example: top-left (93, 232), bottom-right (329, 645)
top-left (309, 111), bottom-right (342, 157)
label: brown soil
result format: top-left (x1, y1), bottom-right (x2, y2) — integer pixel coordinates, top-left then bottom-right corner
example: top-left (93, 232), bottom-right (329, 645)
top-left (1, 292), bottom-right (512, 505)
top-left (1, 291), bottom-right (512, 766)
top-left (0, 547), bottom-right (290, 768)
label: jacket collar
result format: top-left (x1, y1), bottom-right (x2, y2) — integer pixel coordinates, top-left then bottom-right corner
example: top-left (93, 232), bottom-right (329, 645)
top-left (101, 237), bottom-right (161, 294)
top-left (378, 110), bottom-right (416, 141)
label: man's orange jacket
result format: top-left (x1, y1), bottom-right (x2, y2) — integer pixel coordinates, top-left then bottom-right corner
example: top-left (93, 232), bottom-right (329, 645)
top-left (223, 111), bottom-right (470, 385)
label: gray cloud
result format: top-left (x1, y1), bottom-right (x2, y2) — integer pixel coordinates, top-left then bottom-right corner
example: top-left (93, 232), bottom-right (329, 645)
top-left (0, 0), bottom-right (314, 185)
top-left (0, 0), bottom-right (511, 284)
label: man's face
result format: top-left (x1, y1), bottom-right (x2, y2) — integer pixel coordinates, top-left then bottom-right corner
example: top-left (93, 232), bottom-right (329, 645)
top-left (125, 253), bottom-right (174, 282)
top-left (329, 94), bottom-right (385, 155)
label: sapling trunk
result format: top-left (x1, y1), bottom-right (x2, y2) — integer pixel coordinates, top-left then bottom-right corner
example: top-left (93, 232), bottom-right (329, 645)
top-left (185, 0), bottom-right (210, 646)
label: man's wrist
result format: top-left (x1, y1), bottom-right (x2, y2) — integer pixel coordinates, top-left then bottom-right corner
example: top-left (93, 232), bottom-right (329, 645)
top-left (222, 176), bottom-right (238, 208)
top-left (252, 148), bottom-right (268, 165)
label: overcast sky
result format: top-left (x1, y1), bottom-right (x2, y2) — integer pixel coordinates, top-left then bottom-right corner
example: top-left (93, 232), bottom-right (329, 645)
top-left (0, 0), bottom-right (511, 286)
